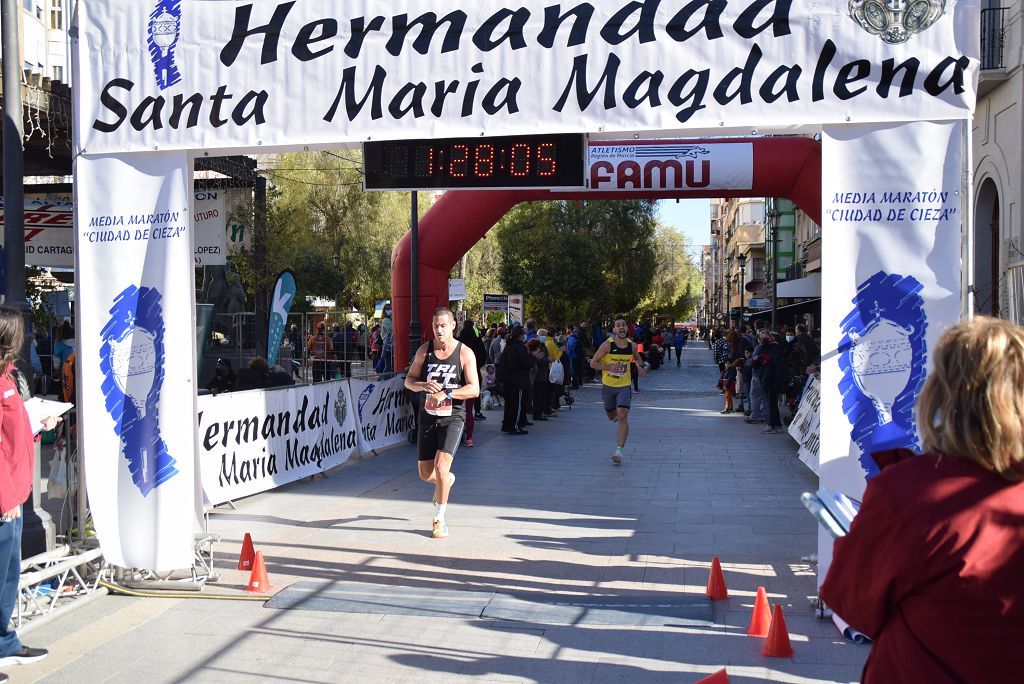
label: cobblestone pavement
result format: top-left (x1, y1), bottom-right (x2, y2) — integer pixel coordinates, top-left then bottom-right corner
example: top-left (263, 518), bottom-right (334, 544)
top-left (11, 345), bottom-right (868, 683)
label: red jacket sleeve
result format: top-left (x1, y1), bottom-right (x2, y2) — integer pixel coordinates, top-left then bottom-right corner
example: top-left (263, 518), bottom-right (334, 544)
top-left (819, 472), bottom-right (925, 639)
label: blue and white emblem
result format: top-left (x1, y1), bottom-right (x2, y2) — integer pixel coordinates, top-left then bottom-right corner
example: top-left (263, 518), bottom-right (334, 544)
top-left (100, 285), bottom-right (178, 496)
top-left (838, 271), bottom-right (928, 479)
top-left (147, 0), bottom-right (182, 90)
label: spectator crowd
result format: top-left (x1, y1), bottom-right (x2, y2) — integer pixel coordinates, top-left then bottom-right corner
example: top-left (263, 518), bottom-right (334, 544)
top-left (711, 320), bottom-right (820, 434)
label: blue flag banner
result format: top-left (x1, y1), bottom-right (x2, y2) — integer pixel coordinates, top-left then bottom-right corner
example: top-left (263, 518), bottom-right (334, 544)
top-left (267, 270), bottom-right (297, 368)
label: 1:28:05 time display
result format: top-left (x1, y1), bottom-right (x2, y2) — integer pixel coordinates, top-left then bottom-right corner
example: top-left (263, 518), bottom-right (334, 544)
top-left (363, 134), bottom-right (585, 190)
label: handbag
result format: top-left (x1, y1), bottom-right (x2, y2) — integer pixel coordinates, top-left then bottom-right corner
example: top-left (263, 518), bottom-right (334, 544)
top-left (47, 448), bottom-right (68, 501)
top-left (548, 359), bottom-right (564, 384)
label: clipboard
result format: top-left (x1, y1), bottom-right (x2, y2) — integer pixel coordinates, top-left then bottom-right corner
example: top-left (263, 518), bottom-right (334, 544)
top-left (24, 397), bottom-right (73, 435)
top-left (801, 488), bottom-right (861, 539)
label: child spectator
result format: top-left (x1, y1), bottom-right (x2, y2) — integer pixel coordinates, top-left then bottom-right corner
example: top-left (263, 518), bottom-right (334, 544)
top-left (721, 358), bottom-right (742, 414)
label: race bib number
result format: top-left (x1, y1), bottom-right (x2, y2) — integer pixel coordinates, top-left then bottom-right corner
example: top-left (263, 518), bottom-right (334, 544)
top-left (424, 394), bottom-right (453, 417)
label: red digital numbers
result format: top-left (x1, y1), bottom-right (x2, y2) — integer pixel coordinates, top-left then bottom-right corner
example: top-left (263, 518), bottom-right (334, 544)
top-left (474, 145), bottom-right (495, 177)
top-left (537, 143), bottom-right (556, 177)
top-left (510, 143), bottom-right (531, 177)
top-left (435, 140), bottom-right (562, 181)
top-left (450, 144), bottom-right (470, 177)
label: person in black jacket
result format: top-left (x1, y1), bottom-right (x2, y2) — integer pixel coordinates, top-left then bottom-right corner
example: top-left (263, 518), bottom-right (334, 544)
top-left (795, 324), bottom-right (819, 365)
top-left (206, 358), bottom-right (236, 395)
top-left (457, 322), bottom-right (488, 422)
top-left (757, 333), bottom-right (785, 433)
top-left (527, 339), bottom-right (550, 422)
top-left (499, 326), bottom-right (533, 435)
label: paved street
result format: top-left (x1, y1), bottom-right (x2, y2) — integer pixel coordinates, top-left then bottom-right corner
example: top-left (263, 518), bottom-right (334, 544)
top-left (11, 345), bottom-right (868, 683)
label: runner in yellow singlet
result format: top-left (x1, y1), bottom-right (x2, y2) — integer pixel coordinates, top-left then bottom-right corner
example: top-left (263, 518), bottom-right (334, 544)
top-left (590, 317), bottom-right (646, 465)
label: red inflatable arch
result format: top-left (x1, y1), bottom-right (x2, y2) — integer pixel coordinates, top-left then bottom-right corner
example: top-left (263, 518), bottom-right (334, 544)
top-left (391, 137), bottom-right (821, 367)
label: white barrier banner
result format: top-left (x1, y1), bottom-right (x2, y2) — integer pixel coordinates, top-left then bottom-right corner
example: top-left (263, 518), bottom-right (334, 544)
top-left (818, 120), bottom-right (964, 585)
top-left (74, 152), bottom-right (198, 571)
top-left (350, 376), bottom-right (416, 454)
top-left (787, 376), bottom-right (820, 474)
top-left (77, 1), bottom-right (979, 155)
top-left (1, 196), bottom-right (226, 267)
top-left (197, 380), bottom-right (360, 506)
top-left (588, 142), bottom-right (752, 191)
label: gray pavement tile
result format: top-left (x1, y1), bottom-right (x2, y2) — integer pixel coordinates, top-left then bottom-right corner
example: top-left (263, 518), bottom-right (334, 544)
top-left (481, 593), bottom-right (712, 627)
top-left (266, 580), bottom-right (493, 618)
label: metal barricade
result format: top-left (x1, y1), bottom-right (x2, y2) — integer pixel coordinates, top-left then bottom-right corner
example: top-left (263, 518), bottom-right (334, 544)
top-left (201, 310), bottom-right (385, 385)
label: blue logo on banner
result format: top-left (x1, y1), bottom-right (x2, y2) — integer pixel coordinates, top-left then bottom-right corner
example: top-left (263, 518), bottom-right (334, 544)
top-left (357, 384), bottom-right (375, 422)
top-left (838, 271), bottom-right (928, 479)
top-left (147, 1), bottom-right (182, 90)
top-left (100, 286), bottom-right (178, 496)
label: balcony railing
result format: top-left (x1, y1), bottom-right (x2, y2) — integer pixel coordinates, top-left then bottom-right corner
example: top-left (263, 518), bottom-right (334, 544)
top-left (981, 8), bottom-right (1007, 70)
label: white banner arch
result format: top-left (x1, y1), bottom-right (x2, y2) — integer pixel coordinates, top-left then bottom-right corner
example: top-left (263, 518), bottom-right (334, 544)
top-left (71, 0), bottom-right (980, 571)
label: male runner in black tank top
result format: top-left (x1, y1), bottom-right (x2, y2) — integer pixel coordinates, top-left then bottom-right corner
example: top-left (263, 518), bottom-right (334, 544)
top-left (405, 307), bottom-right (480, 538)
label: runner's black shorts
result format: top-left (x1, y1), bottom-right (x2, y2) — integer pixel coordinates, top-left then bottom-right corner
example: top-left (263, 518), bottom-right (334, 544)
top-left (417, 414), bottom-right (465, 461)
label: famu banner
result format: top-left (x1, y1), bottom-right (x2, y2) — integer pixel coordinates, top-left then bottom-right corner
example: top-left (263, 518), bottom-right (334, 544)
top-left (588, 141), bottom-right (753, 191)
top-left (197, 380), bottom-right (360, 506)
top-left (817, 119), bottom-right (964, 585)
top-left (74, 152), bottom-right (198, 571)
top-left (350, 376), bottom-right (417, 454)
top-left (77, 1), bottom-right (979, 155)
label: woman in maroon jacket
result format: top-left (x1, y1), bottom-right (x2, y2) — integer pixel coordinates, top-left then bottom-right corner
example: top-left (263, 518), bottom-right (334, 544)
top-left (0, 307), bottom-right (57, 678)
top-left (821, 317), bottom-right (1024, 683)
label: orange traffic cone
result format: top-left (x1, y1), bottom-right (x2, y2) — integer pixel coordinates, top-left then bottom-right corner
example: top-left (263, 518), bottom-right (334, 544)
top-left (762, 604), bottom-right (794, 657)
top-left (237, 532), bottom-right (255, 571)
top-left (694, 668), bottom-right (730, 683)
top-left (245, 551), bottom-right (272, 593)
top-left (747, 586), bottom-right (772, 637)
top-left (706, 556), bottom-right (728, 600)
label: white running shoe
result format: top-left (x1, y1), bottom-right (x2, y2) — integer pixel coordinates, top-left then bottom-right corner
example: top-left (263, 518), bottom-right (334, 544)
top-left (432, 518), bottom-right (449, 538)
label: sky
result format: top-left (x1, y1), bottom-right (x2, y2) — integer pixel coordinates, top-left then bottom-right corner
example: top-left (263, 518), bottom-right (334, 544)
top-left (656, 198), bottom-right (712, 260)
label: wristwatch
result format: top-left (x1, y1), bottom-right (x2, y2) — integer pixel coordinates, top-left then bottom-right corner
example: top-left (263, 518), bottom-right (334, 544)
top-left (445, 390), bottom-right (454, 401)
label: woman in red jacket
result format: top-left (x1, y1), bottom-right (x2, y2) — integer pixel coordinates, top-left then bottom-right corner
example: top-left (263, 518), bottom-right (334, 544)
top-left (0, 307), bottom-right (57, 678)
top-left (821, 317), bottom-right (1024, 683)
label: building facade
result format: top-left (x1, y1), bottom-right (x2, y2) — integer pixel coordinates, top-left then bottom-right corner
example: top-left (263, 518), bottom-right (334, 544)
top-left (974, 1), bottom-right (1023, 322)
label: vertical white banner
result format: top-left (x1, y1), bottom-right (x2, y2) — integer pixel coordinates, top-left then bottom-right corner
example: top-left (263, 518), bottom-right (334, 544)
top-left (75, 152), bottom-right (198, 571)
top-left (818, 121), bottom-right (964, 584)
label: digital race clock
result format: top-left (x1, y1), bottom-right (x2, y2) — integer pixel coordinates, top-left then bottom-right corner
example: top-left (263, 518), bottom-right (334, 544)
top-left (363, 133), bottom-right (585, 190)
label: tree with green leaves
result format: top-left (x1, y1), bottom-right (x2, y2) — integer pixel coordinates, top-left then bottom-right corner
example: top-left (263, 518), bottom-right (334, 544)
top-left (633, 223), bottom-right (704, 324)
top-left (229, 152), bottom-right (422, 316)
top-left (494, 199), bottom-right (658, 324)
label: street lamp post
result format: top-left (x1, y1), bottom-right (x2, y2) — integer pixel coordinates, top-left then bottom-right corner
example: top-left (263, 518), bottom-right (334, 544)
top-left (768, 208), bottom-right (782, 331)
top-left (725, 262), bottom-right (733, 328)
top-left (738, 254), bottom-right (747, 329)
top-left (331, 253), bottom-right (341, 316)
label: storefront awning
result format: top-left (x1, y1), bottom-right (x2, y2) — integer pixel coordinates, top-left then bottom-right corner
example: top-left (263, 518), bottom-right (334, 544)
top-left (776, 273), bottom-right (822, 298)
